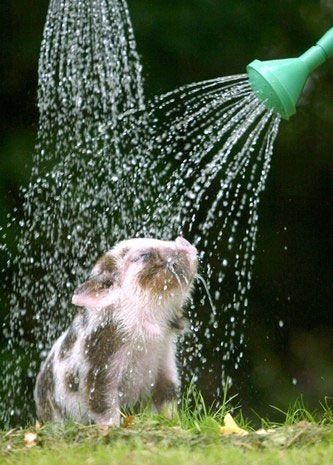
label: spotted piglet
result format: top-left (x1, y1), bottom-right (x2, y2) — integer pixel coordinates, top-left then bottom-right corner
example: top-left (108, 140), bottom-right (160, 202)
top-left (34, 237), bottom-right (198, 426)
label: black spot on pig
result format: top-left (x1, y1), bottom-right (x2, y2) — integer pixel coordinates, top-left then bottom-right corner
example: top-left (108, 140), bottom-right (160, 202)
top-left (86, 367), bottom-right (115, 414)
top-left (84, 319), bottom-right (121, 414)
top-left (96, 254), bottom-right (118, 274)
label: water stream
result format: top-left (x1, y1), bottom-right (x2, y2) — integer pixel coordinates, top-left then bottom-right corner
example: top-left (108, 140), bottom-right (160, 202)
top-left (143, 78), bottom-right (280, 391)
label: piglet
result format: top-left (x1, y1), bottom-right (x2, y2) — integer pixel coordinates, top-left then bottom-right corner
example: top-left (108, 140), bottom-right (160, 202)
top-left (34, 237), bottom-right (198, 426)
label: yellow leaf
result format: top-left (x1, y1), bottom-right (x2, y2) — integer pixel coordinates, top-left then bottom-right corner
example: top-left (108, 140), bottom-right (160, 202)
top-left (220, 413), bottom-right (248, 436)
top-left (123, 415), bottom-right (135, 428)
top-left (24, 432), bottom-right (37, 448)
top-left (35, 420), bottom-right (42, 430)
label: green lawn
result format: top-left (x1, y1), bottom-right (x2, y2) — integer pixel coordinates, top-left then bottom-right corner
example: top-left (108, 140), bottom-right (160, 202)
top-left (1, 392), bottom-right (332, 465)
top-left (2, 440), bottom-right (333, 465)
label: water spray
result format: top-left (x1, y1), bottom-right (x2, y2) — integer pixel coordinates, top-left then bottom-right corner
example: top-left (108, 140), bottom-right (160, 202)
top-left (247, 27), bottom-right (333, 119)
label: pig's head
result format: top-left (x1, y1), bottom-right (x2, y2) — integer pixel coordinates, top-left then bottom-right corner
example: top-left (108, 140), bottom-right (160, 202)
top-left (72, 237), bottom-right (198, 310)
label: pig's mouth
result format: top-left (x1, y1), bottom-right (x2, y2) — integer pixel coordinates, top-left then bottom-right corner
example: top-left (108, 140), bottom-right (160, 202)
top-left (138, 263), bottom-right (191, 295)
top-left (162, 237), bottom-right (198, 291)
top-left (137, 237), bottom-right (198, 296)
top-left (166, 257), bottom-right (191, 289)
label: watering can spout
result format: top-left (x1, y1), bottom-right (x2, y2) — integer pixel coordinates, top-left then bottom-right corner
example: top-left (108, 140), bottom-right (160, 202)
top-left (247, 27), bottom-right (333, 120)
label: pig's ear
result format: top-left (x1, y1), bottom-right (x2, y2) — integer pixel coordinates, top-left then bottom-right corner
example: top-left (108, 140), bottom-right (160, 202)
top-left (72, 253), bottom-right (118, 309)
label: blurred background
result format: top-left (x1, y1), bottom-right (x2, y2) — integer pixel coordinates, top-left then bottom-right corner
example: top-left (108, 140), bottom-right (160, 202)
top-left (0, 0), bottom-right (332, 420)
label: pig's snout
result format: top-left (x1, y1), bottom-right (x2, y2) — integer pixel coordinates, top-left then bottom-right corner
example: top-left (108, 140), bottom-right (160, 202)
top-left (175, 236), bottom-right (197, 259)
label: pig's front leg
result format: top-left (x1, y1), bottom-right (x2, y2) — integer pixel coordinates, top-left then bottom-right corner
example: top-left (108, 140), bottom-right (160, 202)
top-left (86, 370), bottom-right (121, 427)
top-left (152, 340), bottom-right (179, 418)
top-left (89, 390), bottom-right (121, 427)
top-left (91, 406), bottom-right (121, 427)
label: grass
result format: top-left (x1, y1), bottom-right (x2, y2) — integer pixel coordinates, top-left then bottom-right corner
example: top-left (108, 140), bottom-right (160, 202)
top-left (1, 388), bottom-right (332, 465)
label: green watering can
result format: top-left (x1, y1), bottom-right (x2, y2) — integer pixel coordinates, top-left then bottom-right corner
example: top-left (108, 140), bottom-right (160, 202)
top-left (247, 27), bottom-right (333, 119)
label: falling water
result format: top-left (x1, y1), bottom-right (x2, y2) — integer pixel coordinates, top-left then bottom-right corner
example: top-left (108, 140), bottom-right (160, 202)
top-left (0, 0), bottom-right (153, 425)
top-left (143, 77), bottom-right (280, 393)
top-left (0, 0), bottom-right (280, 425)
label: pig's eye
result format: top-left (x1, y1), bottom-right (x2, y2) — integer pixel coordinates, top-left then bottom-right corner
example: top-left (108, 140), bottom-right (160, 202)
top-left (140, 251), bottom-right (155, 262)
top-left (131, 251), bottom-right (154, 263)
